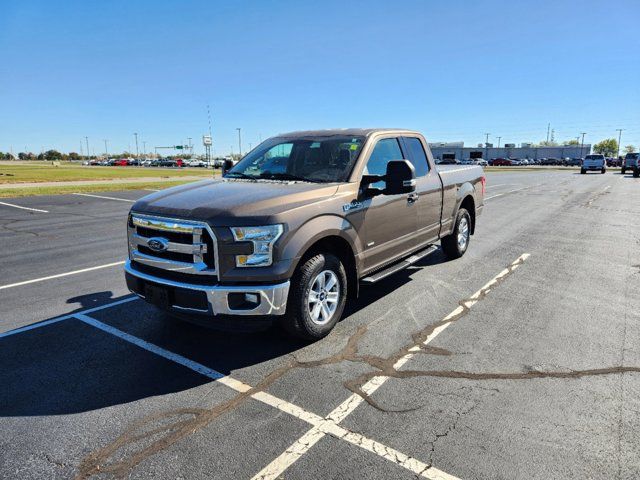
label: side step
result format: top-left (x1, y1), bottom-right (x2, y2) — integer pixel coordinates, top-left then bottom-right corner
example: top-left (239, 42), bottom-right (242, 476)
top-left (360, 245), bottom-right (438, 284)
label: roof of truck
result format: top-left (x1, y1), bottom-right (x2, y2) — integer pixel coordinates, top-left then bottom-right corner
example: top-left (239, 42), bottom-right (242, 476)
top-left (275, 128), bottom-right (419, 137)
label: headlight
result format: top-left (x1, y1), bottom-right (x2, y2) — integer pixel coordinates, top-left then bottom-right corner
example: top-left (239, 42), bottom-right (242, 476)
top-left (230, 224), bottom-right (283, 267)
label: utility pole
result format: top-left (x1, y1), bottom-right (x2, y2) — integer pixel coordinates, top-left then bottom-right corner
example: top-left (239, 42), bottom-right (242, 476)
top-left (484, 133), bottom-right (490, 161)
top-left (134, 133), bottom-right (139, 158)
top-left (546, 123), bottom-right (550, 143)
top-left (143, 141), bottom-right (147, 157)
top-left (103, 139), bottom-right (108, 159)
top-left (580, 132), bottom-right (586, 158)
top-left (80, 141), bottom-right (84, 158)
top-left (497, 136), bottom-right (502, 148)
top-left (187, 137), bottom-right (193, 157)
top-left (236, 128), bottom-right (242, 157)
top-left (85, 137), bottom-right (90, 160)
top-left (616, 128), bottom-right (624, 159)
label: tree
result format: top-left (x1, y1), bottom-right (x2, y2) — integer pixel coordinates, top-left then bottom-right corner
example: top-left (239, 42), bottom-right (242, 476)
top-left (563, 139), bottom-right (579, 145)
top-left (44, 149), bottom-right (62, 160)
top-left (593, 138), bottom-right (618, 156)
top-left (624, 145), bottom-right (636, 154)
top-left (537, 140), bottom-right (558, 147)
top-left (68, 152), bottom-right (81, 160)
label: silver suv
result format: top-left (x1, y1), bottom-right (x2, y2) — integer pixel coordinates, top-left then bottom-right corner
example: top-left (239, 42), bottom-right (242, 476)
top-left (581, 154), bottom-right (606, 174)
top-left (622, 153), bottom-right (639, 177)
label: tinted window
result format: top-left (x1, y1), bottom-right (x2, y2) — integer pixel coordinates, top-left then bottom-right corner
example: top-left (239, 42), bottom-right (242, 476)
top-left (402, 137), bottom-right (429, 176)
top-left (364, 138), bottom-right (403, 176)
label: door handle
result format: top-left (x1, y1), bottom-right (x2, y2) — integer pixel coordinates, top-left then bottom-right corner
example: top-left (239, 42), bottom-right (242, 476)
top-left (407, 193), bottom-right (419, 204)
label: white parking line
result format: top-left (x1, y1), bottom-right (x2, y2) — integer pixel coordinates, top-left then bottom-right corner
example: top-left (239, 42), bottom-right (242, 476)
top-left (254, 253), bottom-right (530, 480)
top-left (485, 186), bottom-right (531, 200)
top-left (0, 260), bottom-right (126, 290)
top-left (0, 296), bottom-right (138, 339)
top-left (0, 201), bottom-right (49, 213)
top-left (72, 193), bottom-right (136, 202)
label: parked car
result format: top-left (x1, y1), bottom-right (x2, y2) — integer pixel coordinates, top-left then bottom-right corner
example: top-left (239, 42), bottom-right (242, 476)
top-left (492, 158), bottom-right (512, 166)
top-left (581, 154), bottom-right (606, 174)
top-left (563, 158), bottom-right (582, 167)
top-left (124, 128), bottom-right (485, 340)
top-left (622, 152), bottom-right (639, 176)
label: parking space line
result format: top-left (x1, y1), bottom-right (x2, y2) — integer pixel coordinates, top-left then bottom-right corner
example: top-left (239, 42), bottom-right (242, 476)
top-left (72, 193), bottom-right (136, 202)
top-left (0, 261), bottom-right (126, 290)
top-left (485, 186), bottom-right (531, 200)
top-left (0, 296), bottom-right (138, 339)
top-left (69, 310), bottom-right (458, 479)
top-left (0, 201), bottom-right (49, 213)
top-left (254, 253), bottom-right (529, 480)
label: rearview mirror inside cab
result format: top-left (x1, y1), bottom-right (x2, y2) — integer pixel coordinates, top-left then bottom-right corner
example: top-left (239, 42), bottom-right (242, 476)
top-left (384, 160), bottom-right (416, 195)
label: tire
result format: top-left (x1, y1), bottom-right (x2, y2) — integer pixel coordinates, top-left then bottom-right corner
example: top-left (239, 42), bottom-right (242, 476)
top-left (580, 168), bottom-right (586, 174)
top-left (280, 252), bottom-right (347, 340)
top-left (633, 168), bottom-right (639, 178)
top-left (621, 167), bottom-right (626, 174)
top-left (601, 168), bottom-right (606, 174)
top-left (441, 208), bottom-right (471, 259)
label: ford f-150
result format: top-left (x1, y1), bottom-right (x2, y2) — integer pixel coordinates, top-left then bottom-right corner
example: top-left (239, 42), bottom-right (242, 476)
top-left (125, 129), bottom-right (485, 339)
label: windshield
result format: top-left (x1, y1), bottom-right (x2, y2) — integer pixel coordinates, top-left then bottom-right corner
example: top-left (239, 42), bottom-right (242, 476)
top-left (585, 155), bottom-right (604, 160)
top-left (226, 136), bottom-right (365, 183)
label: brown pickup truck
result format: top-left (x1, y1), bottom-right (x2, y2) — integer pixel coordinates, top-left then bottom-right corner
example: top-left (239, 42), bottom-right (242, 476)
top-left (125, 129), bottom-right (485, 339)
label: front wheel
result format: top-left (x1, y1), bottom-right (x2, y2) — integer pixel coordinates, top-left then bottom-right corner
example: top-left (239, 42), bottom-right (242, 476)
top-left (441, 208), bottom-right (471, 259)
top-left (580, 168), bottom-right (586, 174)
top-left (601, 168), bottom-right (606, 174)
top-left (281, 252), bottom-right (347, 340)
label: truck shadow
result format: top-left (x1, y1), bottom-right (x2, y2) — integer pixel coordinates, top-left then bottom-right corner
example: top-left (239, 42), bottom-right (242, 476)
top-left (0, 250), bottom-right (448, 418)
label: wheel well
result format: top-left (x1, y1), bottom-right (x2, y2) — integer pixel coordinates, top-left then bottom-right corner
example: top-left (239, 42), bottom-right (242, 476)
top-left (460, 195), bottom-right (476, 234)
top-left (302, 236), bottom-right (358, 299)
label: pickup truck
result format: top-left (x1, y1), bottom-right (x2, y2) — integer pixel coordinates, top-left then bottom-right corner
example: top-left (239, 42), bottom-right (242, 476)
top-left (581, 154), bottom-right (606, 174)
top-left (124, 129), bottom-right (485, 339)
top-left (621, 153), bottom-right (639, 177)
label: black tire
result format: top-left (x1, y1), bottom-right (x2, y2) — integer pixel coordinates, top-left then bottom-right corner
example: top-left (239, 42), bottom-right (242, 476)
top-left (633, 168), bottom-right (639, 178)
top-left (441, 208), bottom-right (471, 259)
top-left (601, 168), bottom-right (606, 174)
top-left (580, 168), bottom-right (586, 174)
top-left (621, 167), bottom-right (626, 174)
top-left (280, 252), bottom-right (347, 340)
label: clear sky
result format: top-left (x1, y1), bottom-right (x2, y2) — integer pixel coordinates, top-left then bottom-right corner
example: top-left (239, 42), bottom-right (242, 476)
top-left (1, 0), bottom-right (639, 156)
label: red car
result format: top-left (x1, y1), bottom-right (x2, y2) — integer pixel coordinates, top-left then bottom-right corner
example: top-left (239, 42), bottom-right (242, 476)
top-left (492, 158), bottom-right (512, 166)
top-left (114, 159), bottom-right (128, 166)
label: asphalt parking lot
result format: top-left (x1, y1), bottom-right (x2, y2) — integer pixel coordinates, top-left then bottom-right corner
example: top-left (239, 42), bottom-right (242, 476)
top-left (1, 170), bottom-right (640, 479)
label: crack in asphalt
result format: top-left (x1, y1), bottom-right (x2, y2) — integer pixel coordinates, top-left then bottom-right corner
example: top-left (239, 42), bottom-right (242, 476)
top-left (75, 254), bottom-right (640, 478)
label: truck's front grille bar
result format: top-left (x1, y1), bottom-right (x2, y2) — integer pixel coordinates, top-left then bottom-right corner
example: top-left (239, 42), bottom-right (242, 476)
top-left (128, 214), bottom-right (218, 278)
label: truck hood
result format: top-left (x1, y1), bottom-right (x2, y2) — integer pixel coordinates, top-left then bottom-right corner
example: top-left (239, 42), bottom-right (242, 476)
top-left (131, 179), bottom-right (340, 225)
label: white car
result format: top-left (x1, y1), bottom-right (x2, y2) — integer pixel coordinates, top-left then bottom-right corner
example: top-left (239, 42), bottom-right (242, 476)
top-left (581, 154), bottom-right (606, 174)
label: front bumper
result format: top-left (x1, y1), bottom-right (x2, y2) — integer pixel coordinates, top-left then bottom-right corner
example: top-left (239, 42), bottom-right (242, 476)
top-left (124, 260), bottom-right (289, 316)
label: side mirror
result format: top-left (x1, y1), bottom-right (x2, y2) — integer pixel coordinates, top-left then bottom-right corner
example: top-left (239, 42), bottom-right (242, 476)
top-left (222, 159), bottom-right (234, 173)
top-left (384, 160), bottom-right (416, 195)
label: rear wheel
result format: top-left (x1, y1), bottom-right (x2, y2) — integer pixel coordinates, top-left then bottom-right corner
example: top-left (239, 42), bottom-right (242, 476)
top-left (621, 167), bottom-right (626, 174)
top-left (601, 168), bottom-right (606, 174)
top-left (281, 252), bottom-right (347, 340)
top-left (441, 208), bottom-right (471, 259)
top-left (580, 168), bottom-right (586, 174)
top-left (633, 168), bottom-right (639, 178)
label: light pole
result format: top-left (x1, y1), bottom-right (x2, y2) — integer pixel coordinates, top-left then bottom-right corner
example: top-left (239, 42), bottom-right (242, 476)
top-left (142, 141), bottom-right (147, 157)
top-left (580, 132), bottom-right (586, 158)
top-left (484, 133), bottom-right (490, 161)
top-left (616, 128), bottom-right (624, 159)
top-left (236, 128), bottom-right (242, 157)
top-left (85, 137), bottom-right (90, 160)
top-left (134, 133), bottom-right (139, 158)
top-left (497, 136), bottom-right (502, 148)
top-left (103, 139), bottom-right (108, 159)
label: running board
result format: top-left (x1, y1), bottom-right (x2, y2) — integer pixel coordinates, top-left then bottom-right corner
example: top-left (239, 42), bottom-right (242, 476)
top-left (360, 245), bottom-right (438, 284)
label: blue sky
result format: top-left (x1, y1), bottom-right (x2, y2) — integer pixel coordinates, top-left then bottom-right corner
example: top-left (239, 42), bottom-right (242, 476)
top-left (1, 0), bottom-right (639, 156)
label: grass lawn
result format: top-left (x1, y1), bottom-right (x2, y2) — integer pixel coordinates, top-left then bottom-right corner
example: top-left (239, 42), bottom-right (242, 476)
top-left (0, 179), bottom-right (202, 198)
top-left (0, 161), bottom-right (213, 184)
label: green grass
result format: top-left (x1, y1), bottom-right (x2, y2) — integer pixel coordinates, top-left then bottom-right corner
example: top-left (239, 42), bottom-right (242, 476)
top-left (0, 161), bottom-right (213, 184)
top-left (0, 180), bottom-right (201, 198)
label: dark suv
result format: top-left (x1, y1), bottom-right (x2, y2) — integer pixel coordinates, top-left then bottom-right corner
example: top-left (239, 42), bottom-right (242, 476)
top-left (622, 153), bottom-right (639, 177)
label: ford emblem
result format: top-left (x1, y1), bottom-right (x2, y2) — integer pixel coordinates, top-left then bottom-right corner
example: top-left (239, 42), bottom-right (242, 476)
top-left (147, 237), bottom-right (169, 252)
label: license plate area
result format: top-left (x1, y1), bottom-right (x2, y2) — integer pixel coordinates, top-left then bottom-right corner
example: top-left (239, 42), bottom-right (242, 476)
top-left (144, 283), bottom-right (171, 309)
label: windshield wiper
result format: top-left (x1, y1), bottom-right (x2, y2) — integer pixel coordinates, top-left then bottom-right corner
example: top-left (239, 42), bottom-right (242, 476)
top-left (258, 173), bottom-right (321, 183)
top-left (224, 172), bottom-right (258, 180)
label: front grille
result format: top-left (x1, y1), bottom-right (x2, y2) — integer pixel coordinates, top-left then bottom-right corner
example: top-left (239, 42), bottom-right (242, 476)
top-left (128, 214), bottom-right (217, 278)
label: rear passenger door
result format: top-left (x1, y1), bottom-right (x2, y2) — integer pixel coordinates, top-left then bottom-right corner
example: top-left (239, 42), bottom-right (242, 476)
top-left (400, 136), bottom-right (443, 246)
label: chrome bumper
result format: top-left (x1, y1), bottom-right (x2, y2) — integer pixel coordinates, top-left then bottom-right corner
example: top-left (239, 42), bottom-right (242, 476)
top-left (125, 260), bottom-right (289, 316)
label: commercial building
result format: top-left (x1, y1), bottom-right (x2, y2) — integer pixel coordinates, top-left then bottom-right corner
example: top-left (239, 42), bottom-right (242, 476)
top-left (428, 142), bottom-right (592, 161)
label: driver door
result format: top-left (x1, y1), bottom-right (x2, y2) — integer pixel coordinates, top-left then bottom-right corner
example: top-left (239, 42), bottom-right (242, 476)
top-left (361, 137), bottom-right (418, 272)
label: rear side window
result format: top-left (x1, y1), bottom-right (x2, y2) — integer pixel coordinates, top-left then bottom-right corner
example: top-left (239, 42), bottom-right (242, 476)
top-left (402, 137), bottom-right (429, 177)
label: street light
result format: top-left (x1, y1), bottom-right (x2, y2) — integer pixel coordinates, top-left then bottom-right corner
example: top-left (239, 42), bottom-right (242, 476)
top-left (616, 128), bottom-right (624, 159)
top-left (134, 133), bottom-right (139, 158)
top-left (103, 139), bottom-right (108, 159)
top-left (236, 128), bottom-right (242, 157)
top-left (580, 133), bottom-right (587, 158)
top-left (484, 133), bottom-right (490, 161)
top-left (85, 136), bottom-right (90, 161)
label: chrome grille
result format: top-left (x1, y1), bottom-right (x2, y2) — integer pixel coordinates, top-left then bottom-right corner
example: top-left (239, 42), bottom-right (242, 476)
top-left (128, 214), bottom-right (218, 277)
